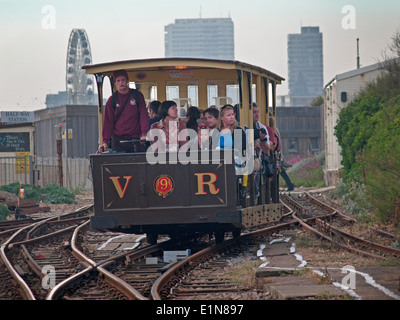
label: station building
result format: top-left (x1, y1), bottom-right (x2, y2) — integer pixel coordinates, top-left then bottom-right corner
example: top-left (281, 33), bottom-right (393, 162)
top-left (0, 105), bottom-right (98, 188)
top-left (323, 62), bottom-right (386, 186)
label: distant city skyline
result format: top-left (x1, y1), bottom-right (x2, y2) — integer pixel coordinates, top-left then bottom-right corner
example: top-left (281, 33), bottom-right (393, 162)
top-left (287, 26), bottom-right (324, 106)
top-left (165, 17), bottom-right (234, 60)
top-left (0, 0), bottom-right (399, 111)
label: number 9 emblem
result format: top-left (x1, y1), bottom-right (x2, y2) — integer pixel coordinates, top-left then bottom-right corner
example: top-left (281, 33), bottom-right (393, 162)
top-left (154, 175), bottom-right (174, 198)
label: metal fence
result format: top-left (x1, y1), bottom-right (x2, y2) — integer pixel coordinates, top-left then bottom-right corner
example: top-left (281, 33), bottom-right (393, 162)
top-left (0, 156), bottom-right (92, 190)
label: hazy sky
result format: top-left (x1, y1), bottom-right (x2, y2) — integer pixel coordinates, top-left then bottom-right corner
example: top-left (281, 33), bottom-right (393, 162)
top-left (0, 0), bottom-right (399, 110)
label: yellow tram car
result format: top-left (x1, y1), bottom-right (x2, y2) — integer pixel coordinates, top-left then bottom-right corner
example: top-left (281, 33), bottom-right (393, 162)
top-left (83, 58), bottom-right (285, 243)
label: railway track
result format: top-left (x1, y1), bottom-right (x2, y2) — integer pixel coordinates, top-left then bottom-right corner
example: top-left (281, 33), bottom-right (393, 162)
top-left (0, 205), bottom-right (93, 300)
top-left (151, 220), bottom-right (302, 300)
top-left (151, 191), bottom-right (400, 300)
top-left (1, 192), bottom-right (399, 300)
top-left (281, 192), bottom-right (400, 259)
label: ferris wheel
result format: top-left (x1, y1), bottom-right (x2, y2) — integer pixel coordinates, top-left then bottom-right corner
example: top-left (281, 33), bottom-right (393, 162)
top-left (66, 29), bottom-right (94, 105)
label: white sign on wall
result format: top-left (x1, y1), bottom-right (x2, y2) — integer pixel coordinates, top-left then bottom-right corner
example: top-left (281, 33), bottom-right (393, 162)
top-left (1, 111), bottom-right (34, 123)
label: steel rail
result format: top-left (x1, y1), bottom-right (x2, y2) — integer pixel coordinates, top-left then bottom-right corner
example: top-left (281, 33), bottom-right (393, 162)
top-left (295, 192), bottom-right (399, 257)
top-left (0, 205), bottom-right (93, 300)
top-left (282, 196), bottom-right (384, 260)
top-left (151, 219), bottom-right (301, 300)
top-left (8, 223), bottom-right (80, 247)
top-left (45, 265), bottom-right (94, 300)
top-left (304, 192), bottom-right (356, 223)
top-left (0, 225), bottom-right (36, 300)
top-left (70, 220), bottom-right (97, 267)
top-left (316, 218), bottom-right (400, 256)
top-left (96, 238), bottom-right (170, 268)
top-left (97, 265), bottom-right (149, 300)
top-left (47, 219), bottom-right (152, 300)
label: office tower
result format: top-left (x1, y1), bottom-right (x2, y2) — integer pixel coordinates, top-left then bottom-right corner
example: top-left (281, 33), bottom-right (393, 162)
top-left (287, 26), bottom-right (323, 106)
top-left (165, 18), bottom-right (234, 60)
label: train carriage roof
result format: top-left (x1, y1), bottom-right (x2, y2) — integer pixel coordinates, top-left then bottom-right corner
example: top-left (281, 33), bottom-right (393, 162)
top-left (82, 57), bottom-right (284, 83)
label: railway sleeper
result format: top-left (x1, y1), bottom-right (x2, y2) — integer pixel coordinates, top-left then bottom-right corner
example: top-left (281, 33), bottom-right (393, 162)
top-left (172, 287), bottom-right (238, 295)
top-left (179, 283), bottom-right (238, 288)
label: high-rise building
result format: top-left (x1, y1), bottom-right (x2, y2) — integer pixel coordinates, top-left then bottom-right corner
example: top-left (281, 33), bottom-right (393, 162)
top-left (164, 18), bottom-right (234, 60)
top-left (287, 26), bottom-right (323, 106)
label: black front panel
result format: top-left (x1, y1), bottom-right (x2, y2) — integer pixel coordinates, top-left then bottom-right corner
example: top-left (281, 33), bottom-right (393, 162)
top-left (102, 161), bottom-right (148, 210)
top-left (91, 151), bottom-right (237, 227)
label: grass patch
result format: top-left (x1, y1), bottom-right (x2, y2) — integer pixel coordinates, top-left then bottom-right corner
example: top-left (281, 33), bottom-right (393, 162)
top-left (282, 152), bottom-right (325, 188)
top-left (224, 260), bottom-right (261, 288)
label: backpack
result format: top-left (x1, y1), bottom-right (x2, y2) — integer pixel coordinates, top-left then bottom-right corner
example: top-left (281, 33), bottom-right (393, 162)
top-left (111, 88), bottom-right (141, 111)
top-left (111, 88), bottom-right (142, 126)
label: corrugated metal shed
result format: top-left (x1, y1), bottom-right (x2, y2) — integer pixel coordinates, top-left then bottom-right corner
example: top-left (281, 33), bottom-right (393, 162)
top-left (34, 105), bottom-right (98, 158)
top-left (276, 106), bottom-right (323, 162)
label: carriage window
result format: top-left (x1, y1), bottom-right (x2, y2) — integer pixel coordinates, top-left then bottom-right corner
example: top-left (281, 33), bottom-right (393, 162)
top-left (206, 80), bottom-right (239, 110)
top-left (150, 85), bottom-right (157, 101)
top-left (166, 80), bottom-right (198, 111)
top-left (102, 76), bottom-right (112, 103)
top-left (188, 85), bottom-right (198, 107)
top-left (207, 85), bottom-right (218, 107)
top-left (227, 85), bottom-right (239, 106)
top-left (167, 86), bottom-right (187, 118)
top-left (166, 86), bottom-right (179, 101)
top-left (268, 82), bottom-right (274, 112)
top-left (130, 81), bottom-right (157, 102)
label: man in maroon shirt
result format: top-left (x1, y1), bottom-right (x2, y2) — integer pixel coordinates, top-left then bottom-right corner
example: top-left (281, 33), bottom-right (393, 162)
top-left (98, 70), bottom-right (149, 153)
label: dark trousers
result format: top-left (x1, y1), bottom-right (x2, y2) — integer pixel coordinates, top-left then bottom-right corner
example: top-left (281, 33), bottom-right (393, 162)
top-left (280, 168), bottom-right (294, 190)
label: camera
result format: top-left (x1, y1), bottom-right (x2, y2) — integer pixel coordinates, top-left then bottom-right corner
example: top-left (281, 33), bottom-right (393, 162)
top-left (254, 127), bottom-right (266, 140)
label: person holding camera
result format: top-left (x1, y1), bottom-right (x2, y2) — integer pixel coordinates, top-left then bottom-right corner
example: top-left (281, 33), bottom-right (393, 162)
top-left (252, 103), bottom-right (270, 154)
top-left (252, 103), bottom-right (272, 200)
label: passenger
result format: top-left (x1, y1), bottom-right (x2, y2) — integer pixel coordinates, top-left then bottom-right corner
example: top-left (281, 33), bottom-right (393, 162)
top-left (149, 100), bottom-right (188, 152)
top-left (218, 105), bottom-right (246, 156)
top-left (252, 103), bottom-right (270, 199)
top-left (98, 69), bottom-right (149, 153)
top-left (203, 107), bottom-right (220, 150)
top-left (197, 120), bottom-right (210, 150)
top-left (148, 100), bottom-right (162, 128)
top-left (269, 113), bottom-right (294, 191)
top-left (233, 104), bottom-right (241, 125)
top-left (252, 103), bottom-right (270, 155)
top-left (186, 106), bottom-right (200, 131)
top-left (179, 107), bottom-right (187, 118)
top-left (267, 111), bottom-right (277, 152)
top-left (204, 107), bottom-right (219, 131)
top-left (183, 106), bottom-right (201, 150)
top-left (199, 109), bottom-right (207, 123)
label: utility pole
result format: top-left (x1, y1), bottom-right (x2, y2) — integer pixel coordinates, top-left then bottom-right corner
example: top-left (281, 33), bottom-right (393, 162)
top-left (356, 38), bottom-right (360, 69)
top-left (55, 122), bottom-right (64, 186)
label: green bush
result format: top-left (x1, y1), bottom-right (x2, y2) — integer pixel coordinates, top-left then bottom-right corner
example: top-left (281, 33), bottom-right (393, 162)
top-left (0, 204), bottom-right (10, 221)
top-left (0, 182), bottom-right (20, 195)
top-left (329, 180), bottom-right (378, 224)
top-left (0, 182), bottom-right (76, 204)
top-left (333, 29), bottom-right (400, 225)
top-left (41, 183), bottom-right (76, 204)
top-left (0, 182), bottom-right (41, 201)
